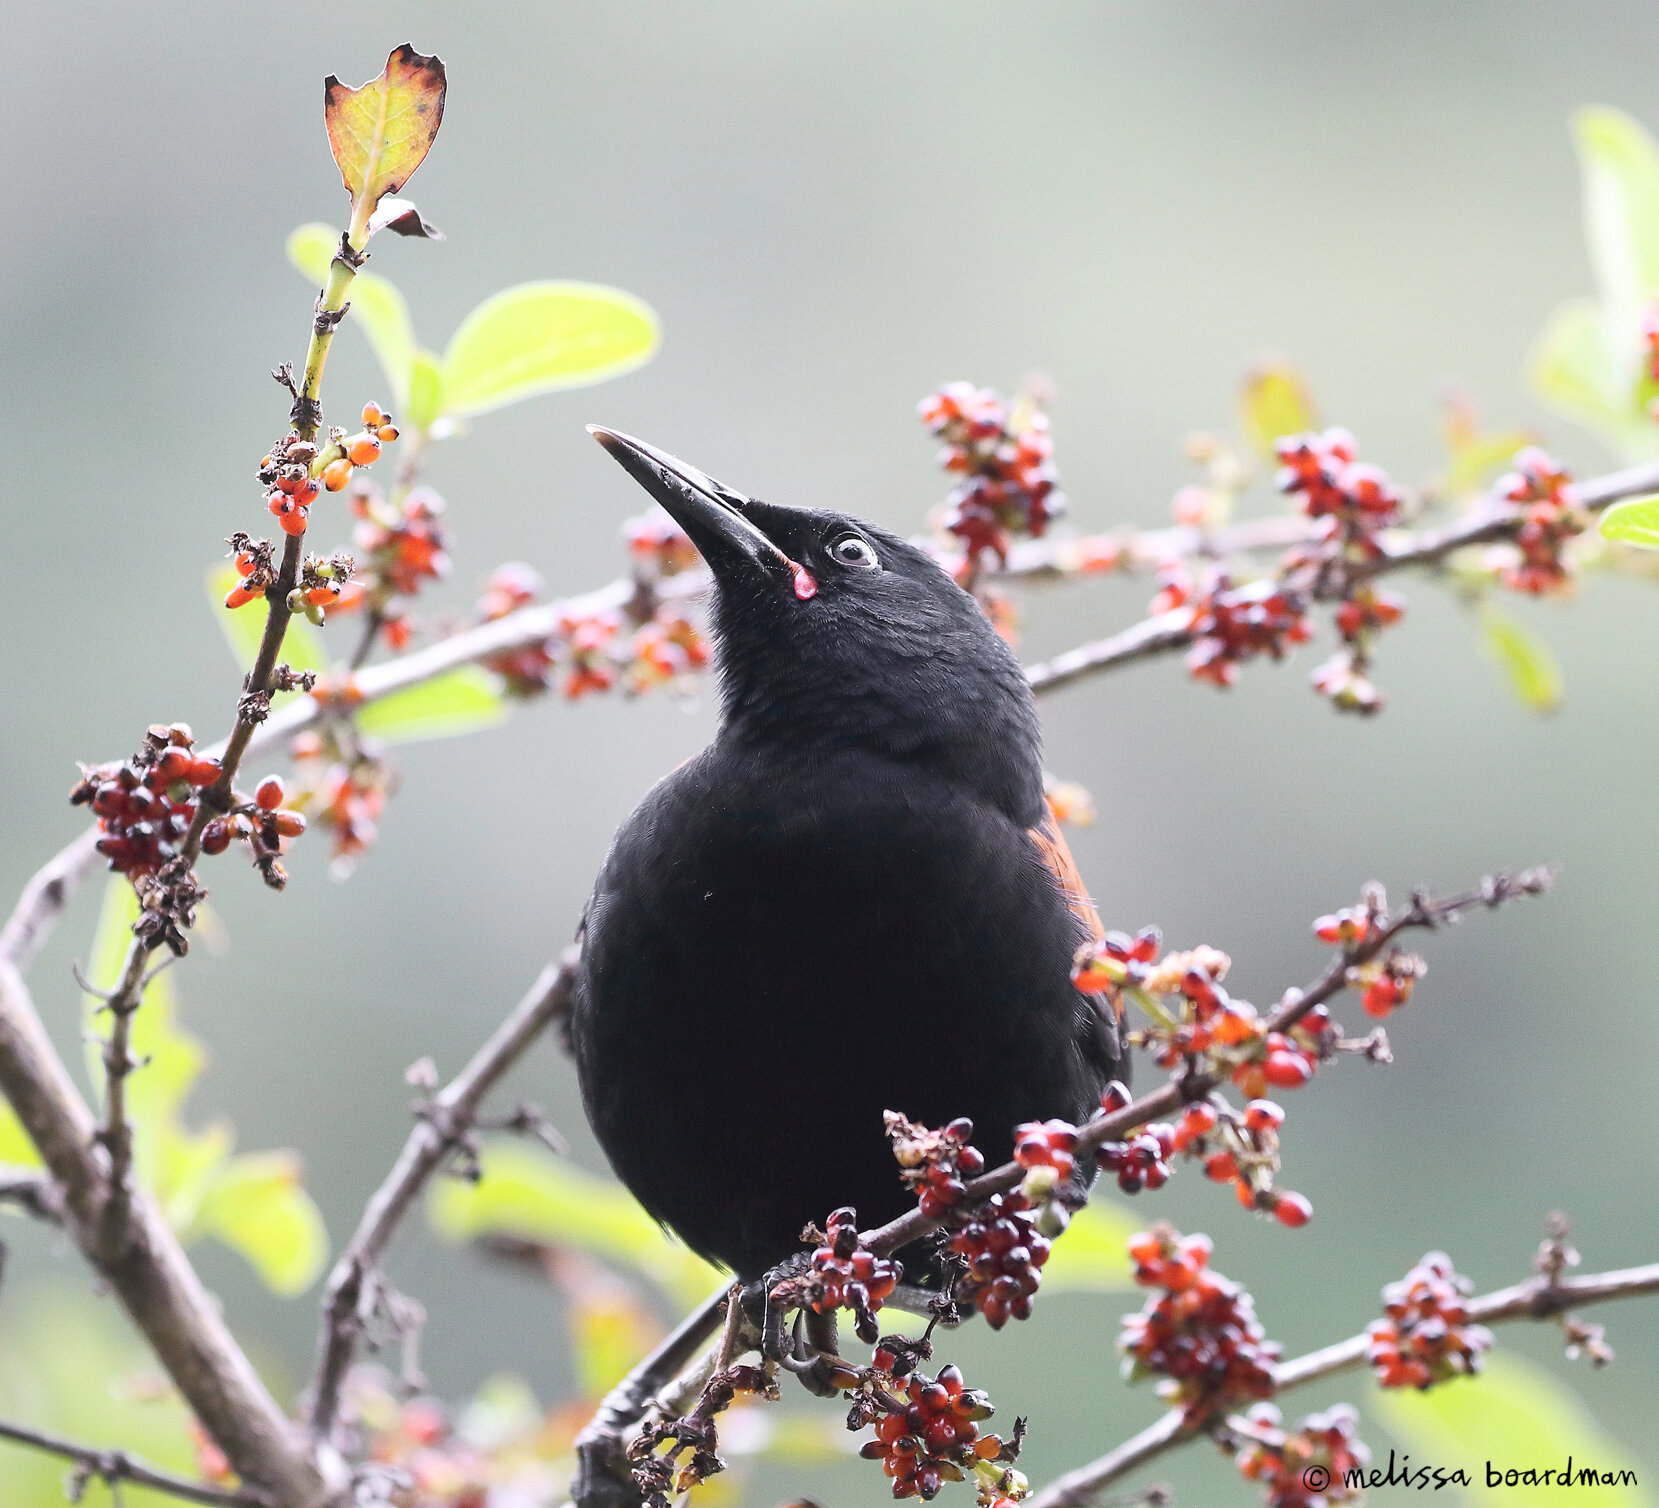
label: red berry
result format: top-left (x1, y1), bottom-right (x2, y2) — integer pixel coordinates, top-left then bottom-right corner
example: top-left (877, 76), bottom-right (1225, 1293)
top-left (201, 820), bottom-right (231, 855)
top-left (187, 757), bottom-right (222, 788)
top-left (271, 810), bottom-right (306, 838)
top-left (255, 776), bottom-right (284, 811)
top-left (1274, 1192), bottom-right (1313, 1228)
top-left (279, 508), bottom-right (308, 536)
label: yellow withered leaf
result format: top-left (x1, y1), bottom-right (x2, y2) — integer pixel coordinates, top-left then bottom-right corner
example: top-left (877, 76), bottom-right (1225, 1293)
top-left (324, 43), bottom-right (446, 225)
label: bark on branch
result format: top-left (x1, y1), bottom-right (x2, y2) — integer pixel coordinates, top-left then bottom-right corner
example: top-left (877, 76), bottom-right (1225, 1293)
top-left (1026, 1259), bottom-right (1659, 1508)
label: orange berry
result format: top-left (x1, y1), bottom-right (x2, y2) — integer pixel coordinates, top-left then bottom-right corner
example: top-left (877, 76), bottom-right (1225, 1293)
top-left (272, 810), bottom-right (306, 838)
top-left (279, 508), bottom-right (308, 536)
top-left (295, 478), bottom-right (320, 506)
top-left (322, 457), bottom-right (353, 491)
top-left (225, 581), bottom-right (261, 609)
top-left (347, 434), bottom-right (382, 466)
top-left (255, 776), bottom-right (284, 811)
top-left (361, 402), bottom-right (385, 428)
top-left (375, 423), bottom-right (399, 443)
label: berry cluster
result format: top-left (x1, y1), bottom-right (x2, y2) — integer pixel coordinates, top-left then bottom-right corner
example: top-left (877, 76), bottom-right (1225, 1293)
top-left (1346, 949), bottom-right (1425, 1019)
top-left (887, 1112), bottom-right (987, 1221)
top-left (857, 1364), bottom-right (1012, 1501)
top-left (1096, 1117), bottom-right (1175, 1194)
top-left (1150, 566), bottom-right (1313, 689)
top-left (1365, 1251), bottom-right (1493, 1389)
top-left (1069, 925), bottom-right (1161, 1006)
top-left (224, 533), bottom-right (277, 611)
top-left (290, 733), bottom-right (389, 871)
top-left (1235, 1403), bottom-right (1369, 1508)
top-left (1169, 1098), bottom-right (1314, 1228)
top-left (72, 727), bottom-right (309, 906)
top-left (345, 481), bottom-right (450, 603)
top-left (1313, 903), bottom-right (1375, 949)
top-left (475, 564), bottom-right (559, 693)
top-left (625, 506), bottom-right (701, 576)
top-left (1274, 428), bottom-right (1401, 548)
top-left (319, 401), bottom-right (400, 494)
top-left (1120, 1225), bottom-right (1281, 1423)
top-left (806, 1207), bottom-right (902, 1344)
top-left (1115, 941), bottom-right (1329, 1104)
top-left (1495, 447), bottom-right (1583, 595)
top-left (73, 725), bottom-right (223, 879)
top-left (918, 382), bottom-right (1065, 569)
top-left (257, 430), bottom-right (324, 538)
top-left (947, 1189), bottom-right (1052, 1329)
top-left (284, 552), bottom-right (355, 626)
top-left (1012, 1118), bottom-right (1078, 1185)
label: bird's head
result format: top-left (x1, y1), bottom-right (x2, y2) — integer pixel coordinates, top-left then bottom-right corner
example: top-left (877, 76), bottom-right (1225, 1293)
top-left (590, 426), bottom-right (1044, 823)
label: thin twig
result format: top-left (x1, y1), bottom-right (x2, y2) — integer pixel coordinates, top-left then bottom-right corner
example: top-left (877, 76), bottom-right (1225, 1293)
top-left (1026, 1259), bottom-right (1659, 1508)
top-left (859, 870), bottom-right (1549, 1259)
top-left (308, 952), bottom-right (579, 1443)
top-left (1024, 457), bottom-right (1659, 695)
top-left (0, 1416), bottom-right (267, 1508)
top-left (0, 828), bottom-right (100, 976)
top-left (569, 1283), bottom-right (737, 1508)
top-left (0, 1164), bottom-right (63, 1224)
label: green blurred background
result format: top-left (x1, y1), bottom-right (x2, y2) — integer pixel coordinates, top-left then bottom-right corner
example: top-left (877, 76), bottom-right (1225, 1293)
top-left (2, 3), bottom-right (1657, 1503)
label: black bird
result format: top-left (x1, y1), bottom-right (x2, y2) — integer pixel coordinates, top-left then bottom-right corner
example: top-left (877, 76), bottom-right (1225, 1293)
top-left (570, 428), bottom-right (1124, 1283)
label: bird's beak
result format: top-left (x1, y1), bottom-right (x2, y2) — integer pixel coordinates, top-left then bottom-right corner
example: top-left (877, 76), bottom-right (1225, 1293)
top-left (588, 426), bottom-right (794, 580)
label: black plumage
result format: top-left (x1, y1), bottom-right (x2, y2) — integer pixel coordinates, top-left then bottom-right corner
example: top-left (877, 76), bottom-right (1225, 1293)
top-left (570, 429), bottom-right (1124, 1281)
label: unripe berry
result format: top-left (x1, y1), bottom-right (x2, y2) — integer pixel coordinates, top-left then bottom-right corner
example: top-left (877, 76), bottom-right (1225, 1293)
top-left (376, 423), bottom-right (400, 442)
top-left (322, 457), bottom-right (353, 491)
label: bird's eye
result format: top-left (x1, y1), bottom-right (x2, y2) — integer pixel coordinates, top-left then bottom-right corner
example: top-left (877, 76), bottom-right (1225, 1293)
top-left (830, 534), bottom-right (880, 570)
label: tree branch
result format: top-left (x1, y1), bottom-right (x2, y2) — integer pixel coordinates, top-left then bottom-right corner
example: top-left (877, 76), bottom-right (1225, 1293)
top-left (1023, 457), bottom-right (1659, 695)
top-left (1026, 1259), bottom-right (1659, 1508)
top-left (0, 829), bottom-right (100, 976)
top-left (858, 869), bottom-right (1549, 1260)
top-left (0, 960), bottom-right (329, 1507)
top-left (308, 951), bottom-right (579, 1443)
top-left (0, 1416), bottom-right (267, 1508)
top-left (0, 1163), bottom-right (62, 1224)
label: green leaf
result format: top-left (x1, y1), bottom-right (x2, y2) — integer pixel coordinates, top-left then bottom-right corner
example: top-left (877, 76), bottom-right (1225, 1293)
top-left (427, 1141), bottom-right (724, 1306)
top-left (1374, 1352), bottom-right (1651, 1507)
top-left (1239, 359), bottom-right (1318, 462)
top-left (1599, 493), bottom-right (1659, 547)
top-left (0, 1295), bottom-right (198, 1508)
top-left (1479, 607), bottom-right (1564, 715)
top-left (286, 224), bottom-right (417, 407)
top-left (180, 1150), bottom-right (328, 1296)
top-left (1575, 108), bottom-right (1659, 369)
top-left (207, 565), bottom-right (328, 682)
top-left (407, 346), bottom-right (444, 432)
top-left (355, 665), bottom-right (507, 744)
top-left (440, 281), bottom-right (660, 418)
top-left (1528, 298), bottom-right (1658, 459)
top-left (324, 44), bottom-right (447, 226)
top-left (1040, 1197), bottom-right (1137, 1291)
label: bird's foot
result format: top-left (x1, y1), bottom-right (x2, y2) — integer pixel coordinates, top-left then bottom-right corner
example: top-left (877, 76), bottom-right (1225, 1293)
top-left (742, 1255), bottom-right (848, 1398)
